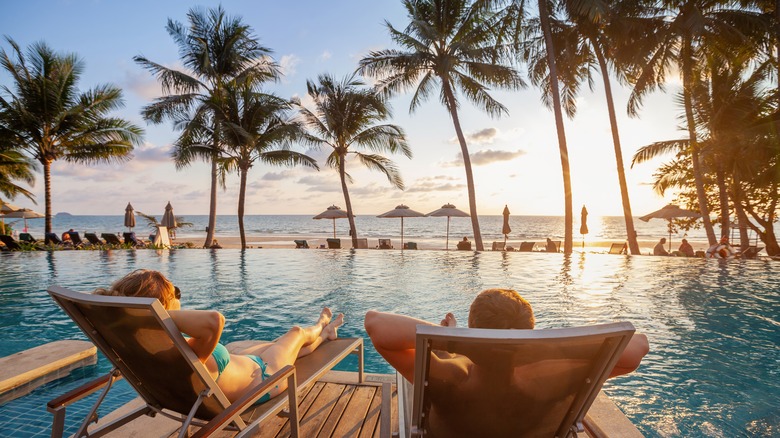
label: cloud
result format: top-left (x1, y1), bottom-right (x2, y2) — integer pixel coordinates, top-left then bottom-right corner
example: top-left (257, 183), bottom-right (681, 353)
top-left (320, 51), bottom-right (332, 61)
top-left (262, 170), bottom-right (297, 181)
top-left (133, 142), bottom-right (173, 163)
top-left (279, 54), bottom-right (301, 83)
top-left (441, 149), bottom-right (526, 167)
top-left (448, 128), bottom-right (499, 146)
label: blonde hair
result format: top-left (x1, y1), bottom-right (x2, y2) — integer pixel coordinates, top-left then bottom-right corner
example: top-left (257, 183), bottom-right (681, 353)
top-left (468, 289), bottom-right (535, 329)
top-left (93, 269), bottom-right (177, 309)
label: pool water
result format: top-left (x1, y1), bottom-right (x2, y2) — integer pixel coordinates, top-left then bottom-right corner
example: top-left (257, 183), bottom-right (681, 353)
top-left (1, 249), bottom-right (778, 437)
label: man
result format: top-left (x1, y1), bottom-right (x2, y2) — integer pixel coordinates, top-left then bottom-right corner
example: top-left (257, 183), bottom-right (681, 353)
top-left (678, 238), bottom-right (695, 257)
top-left (653, 238), bottom-right (669, 256)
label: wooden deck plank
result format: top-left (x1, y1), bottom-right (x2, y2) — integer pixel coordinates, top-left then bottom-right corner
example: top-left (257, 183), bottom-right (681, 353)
top-left (253, 383), bottom-right (324, 438)
top-left (268, 381), bottom-right (326, 438)
top-left (297, 382), bottom-right (347, 437)
top-left (316, 384), bottom-right (357, 438)
top-left (357, 385), bottom-right (383, 438)
top-left (373, 384), bottom-right (398, 438)
top-left (329, 386), bottom-right (377, 438)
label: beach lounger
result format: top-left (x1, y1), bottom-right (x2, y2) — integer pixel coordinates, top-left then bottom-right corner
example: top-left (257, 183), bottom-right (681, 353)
top-left (456, 240), bottom-right (471, 250)
top-left (738, 246), bottom-right (763, 259)
top-left (378, 239), bottom-right (393, 249)
top-left (354, 238), bottom-right (369, 249)
top-left (45, 232), bottom-right (64, 245)
top-left (0, 234), bottom-right (22, 250)
top-left (397, 322), bottom-right (635, 438)
top-left (84, 232), bottom-right (103, 245)
top-left (294, 239), bottom-right (309, 249)
top-left (151, 225), bottom-right (171, 248)
top-left (518, 242), bottom-right (535, 252)
top-left (19, 232), bottom-right (38, 243)
top-left (491, 241), bottom-right (505, 251)
top-left (101, 233), bottom-right (123, 245)
top-left (123, 232), bottom-right (144, 247)
top-left (326, 238), bottom-right (341, 249)
top-left (67, 231), bottom-right (85, 247)
top-left (608, 243), bottom-right (627, 254)
top-left (46, 285), bottom-right (365, 438)
top-left (404, 242), bottom-right (418, 250)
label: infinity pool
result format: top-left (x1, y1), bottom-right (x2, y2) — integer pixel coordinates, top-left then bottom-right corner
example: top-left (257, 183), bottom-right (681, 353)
top-left (1, 249), bottom-right (778, 437)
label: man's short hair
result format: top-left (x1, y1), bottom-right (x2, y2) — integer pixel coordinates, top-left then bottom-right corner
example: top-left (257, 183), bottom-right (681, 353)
top-left (468, 289), bottom-right (535, 329)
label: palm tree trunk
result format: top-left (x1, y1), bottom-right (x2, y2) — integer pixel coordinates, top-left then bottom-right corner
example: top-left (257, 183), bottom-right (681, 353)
top-left (442, 81), bottom-right (484, 251)
top-left (682, 39), bottom-right (717, 245)
top-left (539, 0), bottom-right (573, 254)
top-left (43, 159), bottom-right (52, 234)
top-left (204, 143), bottom-right (219, 248)
top-left (339, 155), bottom-right (358, 249)
top-left (238, 166), bottom-right (247, 250)
top-left (715, 169), bottom-right (730, 238)
top-left (731, 173), bottom-right (750, 250)
top-left (594, 42), bottom-right (640, 255)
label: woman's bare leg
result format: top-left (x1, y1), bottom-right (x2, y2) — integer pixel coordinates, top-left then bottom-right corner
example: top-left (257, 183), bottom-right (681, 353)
top-left (258, 308), bottom-right (339, 374)
top-left (296, 313), bottom-right (344, 357)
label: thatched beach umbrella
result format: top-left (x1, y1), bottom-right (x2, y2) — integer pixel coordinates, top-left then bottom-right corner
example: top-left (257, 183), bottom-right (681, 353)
top-left (502, 205), bottom-right (512, 245)
top-left (313, 205), bottom-right (349, 238)
top-left (124, 203), bottom-right (136, 231)
top-left (640, 204), bottom-right (701, 251)
top-left (0, 201), bottom-right (23, 234)
top-left (426, 203), bottom-right (469, 250)
top-left (580, 205), bottom-right (589, 249)
top-left (3, 208), bottom-right (44, 231)
top-left (377, 204), bottom-right (425, 249)
top-left (161, 202), bottom-right (177, 240)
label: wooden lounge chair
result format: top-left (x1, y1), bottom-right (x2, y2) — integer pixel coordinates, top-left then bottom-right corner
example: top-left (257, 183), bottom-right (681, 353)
top-left (404, 242), bottom-right (418, 250)
top-left (101, 233), bottom-right (123, 245)
top-left (738, 246), bottom-right (763, 259)
top-left (84, 232), bottom-right (103, 245)
top-left (46, 232), bottom-right (64, 245)
top-left (491, 241), bottom-right (505, 251)
top-left (354, 238), bottom-right (369, 249)
top-left (397, 322), bottom-right (635, 438)
top-left (378, 239), bottom-right (393, 249)
top-left (68, 231), bottom-right (85, 247)
top-left (46, 285), bottom-right (364, 438)
top-left (518, 242), bottom-right (535, 252)
top-left (294, 239), bottom-right (309, 249)
top-left (0, 234), bottom-right (22, 250)
top-left (123, 232), bottom-right (144, 247)
top-left (608, 243), bottom-right (627, 254)
top-left (151, 225), bottom-right (171, 248)
top-left (19, 232), bottom-right (38, 243)
top-left (326, 238), bottom-right (341, 249)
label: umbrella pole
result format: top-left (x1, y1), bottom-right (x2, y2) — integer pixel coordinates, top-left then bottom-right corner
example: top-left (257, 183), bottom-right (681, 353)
top-left (446, 217), bottom-right (450, 250)
top-left (401, 217), bottom-right (404, 249)
top-left (332, 219), bottom-right (336, 239)
top-left (668, 219), bottom-right (672, 252)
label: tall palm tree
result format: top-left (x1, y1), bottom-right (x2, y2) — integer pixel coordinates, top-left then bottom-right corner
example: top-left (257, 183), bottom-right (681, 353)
top-left (296, 73), bottom-right (410, 249)
top-left (0, 149), bottom-right (36, 202)
top-left (0, 38), bottom-right (142, 233)
top-left (359, 0), bottom-right (524, 251)
top-left (627, 0), bottom-right (768, 246)
top-left (213, 82), bottom-right (319, 250)
top-left (135, 5), bottom-right (277, 248)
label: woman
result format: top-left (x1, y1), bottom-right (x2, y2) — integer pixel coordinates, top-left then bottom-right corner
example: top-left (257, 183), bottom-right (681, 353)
top-left (94, 269), bottom-right (344, 404)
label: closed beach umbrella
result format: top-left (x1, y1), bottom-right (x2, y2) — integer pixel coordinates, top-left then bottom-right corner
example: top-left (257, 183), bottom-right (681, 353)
top-left (161, 201), bottom-right (177, 229)
top-left (124, 203), bottom-right (136, 231)
top-left (640, 204), bottom-right (702, 251)
top-left (580, 205), bottom-right (589, 249)
top-left (313, 205), bottom-right (349, 238)
top-left (502, 205), bottom-right (511, 244)
top-left (377, 204), bottom-right (425, 248)
top-left (426, 203), bottom-right (469, 250)
top-left (3, 208), bottom-right (44, 231)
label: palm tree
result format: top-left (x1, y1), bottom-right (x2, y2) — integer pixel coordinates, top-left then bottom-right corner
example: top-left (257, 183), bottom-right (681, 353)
top-left (135, 5), bottom-right (277, 248)
top-left (359, 0), bottom-right (524, 251)
top-left (213, 81), bottom-right (319, 250)
top-left (626, 0), bottom-right (768, 246)
top-left (0, 38), bottom-right (142, 233)
top-left (296, 73), bottom-right (411, 249)
top-left (0, 149), bottom-right (36, 202)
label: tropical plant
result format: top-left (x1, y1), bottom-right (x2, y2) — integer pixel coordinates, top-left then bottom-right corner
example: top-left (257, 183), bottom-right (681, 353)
top-left (136, 211), bottom-right (193, 231)
top-left (0, 38), bottom-right (142, 234)
top-left (296, 73), bottom-right (410, 249)
top-left (0, 149), bottom-right (36, 202)
top-left (210, 81), bottom-right (319, 250)
top-left (359, 0), bottom-right (524, 251)
top-left (135, 5), bottom-right (277, 248)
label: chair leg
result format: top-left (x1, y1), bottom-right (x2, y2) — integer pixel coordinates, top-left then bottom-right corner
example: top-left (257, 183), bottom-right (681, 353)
top-left (380, 382), bottom-right (392, 438)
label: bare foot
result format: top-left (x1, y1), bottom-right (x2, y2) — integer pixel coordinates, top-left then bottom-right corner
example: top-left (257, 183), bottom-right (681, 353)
top-left (440, 313), bottom-right (457, 327)
top-left (318, 307), bottom-right (333, 328)
top-left (323, 313), bottom-right (344, 340)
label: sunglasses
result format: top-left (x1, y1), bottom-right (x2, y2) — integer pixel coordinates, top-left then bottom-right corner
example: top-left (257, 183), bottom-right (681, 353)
top-left (174, 286), bottom-right (181, 300)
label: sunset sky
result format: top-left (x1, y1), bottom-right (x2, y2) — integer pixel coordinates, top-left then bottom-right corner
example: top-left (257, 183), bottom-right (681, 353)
top-left (1, 0), bottom-right (683, 217)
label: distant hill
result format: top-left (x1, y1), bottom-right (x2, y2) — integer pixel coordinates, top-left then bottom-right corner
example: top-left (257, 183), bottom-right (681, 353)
top-left (55, 212), bottom-right (73, 217)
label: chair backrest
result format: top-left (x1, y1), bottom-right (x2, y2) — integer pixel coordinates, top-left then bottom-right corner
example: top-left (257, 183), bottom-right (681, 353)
top-left (519, 242), bottom-right (535, 252)
top-left (84, 233), bottom-right (102, 245)
top-left (354, 238), bottom-right (369, 249)
top-left (153, 225), bottom-right (171, 247)
top-left (123, 232), bottom-right (140, 246)
top-left (741, 246), bottom-right (762, 259)
top-left (456, 240), bottom-right (471, 250)
top-left (45, 232), bottom-right (63, 245)
top-left (294, 239), bottom-right (309, 249)
top-left (491, 241), bottom-right (505, 251)
top-left (102, 233), bottom-right (123, 245)
top-left (68, 232), bottom-right (84, 245)
top-left (410, 323), bottom-right (635, 438)
top-left (404, 242), bottom-right (418, 250)
top-left (48, 286), bottom-right (232, 420)
top-left (379, 239), bottom-right (392, 249)
top-left (608, 243), bottom-right (626, 254)
top-left (0, 234), bottom-right (21, 250)
top-left (19, 233), bottom-right (36, 243)
top-left (326, 238), bottom-right (341, 249)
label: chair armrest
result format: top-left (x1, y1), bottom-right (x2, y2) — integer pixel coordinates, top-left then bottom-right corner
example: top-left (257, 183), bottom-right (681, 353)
top-left (47, 371), bottom-right (122, 411)
top-left (192, 365), bottom-right (296, 438)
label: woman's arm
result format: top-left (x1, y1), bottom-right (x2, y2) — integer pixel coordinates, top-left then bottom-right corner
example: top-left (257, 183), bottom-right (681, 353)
top-left (168, 310), bottom-right (225, 362)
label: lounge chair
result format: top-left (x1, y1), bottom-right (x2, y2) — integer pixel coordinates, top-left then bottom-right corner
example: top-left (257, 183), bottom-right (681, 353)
top-left (491, 241), bottom-right (505, 251)
top-left (45, 232), bottom-right (64, 245)
top-left (151, 225), bottom-right (171, 248)
top-left (68, 231), bottom-right (85, 247)
top-left (354, 238), bottom-right (369, 249)
top-left (738, 246), bottom-right (763, 259)
top-left (608, 243), bottom-right (627, 254)
top-left (294, 239), bottom-right (309, 249)
top-left (404, 242), bottom-right (418, 250)
top-left (46, 285), bottom-right (365, 438)
top-left (397, 322), bottom-right (635, 438)
top-left (102, 233), bottom-right (123, 245)
top-left (456, 240), bottom-right (471, 250)
top-left (518, 242), bottom-right (535, 252)
top-left (326, 238), bottom-right (341, 249)
top-left (84, 232), bottom-right (103, 245)
top-left (378, 239), bottom-right (393, 249)
top-left (0, 234), bottom-right (22, 250)
top-left (123, 232), bottom-right (144, 247)
top-left (19, 232), bottom-right (38, 243)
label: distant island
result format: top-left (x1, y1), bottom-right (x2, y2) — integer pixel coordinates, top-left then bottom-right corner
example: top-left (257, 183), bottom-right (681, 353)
top-left (55, 212), bottom-right (73, 217)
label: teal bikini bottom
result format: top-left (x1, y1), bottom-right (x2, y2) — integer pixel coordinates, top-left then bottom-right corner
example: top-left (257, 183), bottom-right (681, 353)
top-left (246, 354), bottom-right (272, 405)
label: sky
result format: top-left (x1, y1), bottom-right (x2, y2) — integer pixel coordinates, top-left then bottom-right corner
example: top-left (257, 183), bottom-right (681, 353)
top-left (0, 0), bottom-right (685, 218)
